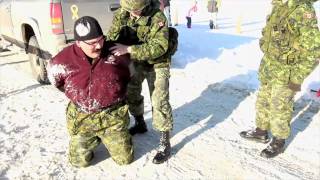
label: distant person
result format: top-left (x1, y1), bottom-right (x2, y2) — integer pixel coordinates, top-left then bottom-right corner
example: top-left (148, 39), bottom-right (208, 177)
top-left (160, 0), bottom-right (172, 26)
top-left (240, 0), bottom-right (320, 158)
top-left (207, 0), bottom-right (220, 29)
top-left (48, 16), bottom-right (133, 167)
top-left (186, 0), bottom-right (198, 28)
top-left (107, 0), bottom-right (177, 164)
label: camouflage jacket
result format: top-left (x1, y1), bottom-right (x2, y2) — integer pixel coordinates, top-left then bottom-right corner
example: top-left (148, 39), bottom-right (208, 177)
top-left (107, 5), bottom-right (170, 67)
top-left (259, 0), bottom-right (320, 84)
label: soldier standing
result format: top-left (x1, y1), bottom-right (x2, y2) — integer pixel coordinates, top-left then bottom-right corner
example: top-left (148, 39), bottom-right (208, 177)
top-left (107, 0), bottom-right (174, 164)
top-left (240, 0), bottom-right (320, 158)
top-left (48, 16), bottom-right (133, 167)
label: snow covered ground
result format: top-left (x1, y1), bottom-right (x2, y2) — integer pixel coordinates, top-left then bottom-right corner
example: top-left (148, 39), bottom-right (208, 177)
top-left (0, 0), bottom-right (319, 179)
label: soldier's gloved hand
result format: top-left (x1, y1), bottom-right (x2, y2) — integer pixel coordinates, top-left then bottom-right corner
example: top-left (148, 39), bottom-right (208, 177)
top-left (109, 43), bottom-right (129, 56)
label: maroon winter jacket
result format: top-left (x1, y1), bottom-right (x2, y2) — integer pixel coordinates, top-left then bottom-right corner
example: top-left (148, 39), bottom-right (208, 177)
top-left (48, 41), bottom-right (131, 113)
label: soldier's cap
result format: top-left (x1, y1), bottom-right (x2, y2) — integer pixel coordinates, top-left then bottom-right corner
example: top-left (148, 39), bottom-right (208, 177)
top-left (74, 16), bottom-right (103, 41)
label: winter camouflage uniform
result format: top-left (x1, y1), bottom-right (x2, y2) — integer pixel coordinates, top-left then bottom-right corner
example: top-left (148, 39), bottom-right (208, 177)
top-left (107, 1), bottom-right (173, 132)
top-left (256, 0), bottom-right (320, 139)
top-left (67, 102), bottom-right (133, 167)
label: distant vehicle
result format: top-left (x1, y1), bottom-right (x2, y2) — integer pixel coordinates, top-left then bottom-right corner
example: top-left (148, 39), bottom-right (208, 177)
top-left (0, 0), bottom-right (120, 84)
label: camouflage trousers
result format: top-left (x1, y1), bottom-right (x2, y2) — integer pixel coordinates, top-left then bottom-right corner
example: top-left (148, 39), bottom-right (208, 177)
top-left (255, 83), bottom-right (295, 139)
top-left (66, 102), bottom-right (133, 167)
top-left (127, 63), bottom-right (173, 132)
top-left (256, 56), bottom-right (299, 139)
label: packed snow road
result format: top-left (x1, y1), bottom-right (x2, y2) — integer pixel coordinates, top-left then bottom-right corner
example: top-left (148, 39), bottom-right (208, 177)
top-left (0, 47), bottom-right (319, 179)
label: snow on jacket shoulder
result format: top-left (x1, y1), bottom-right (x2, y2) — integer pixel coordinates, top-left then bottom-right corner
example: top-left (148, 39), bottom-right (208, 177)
top-left (48, 41), bottom-right (131, 113)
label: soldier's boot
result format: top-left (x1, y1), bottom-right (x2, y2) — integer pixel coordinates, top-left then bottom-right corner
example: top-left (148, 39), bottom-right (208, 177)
top-left (152, 131), bottom-right (171, 164)
top-left (86, 151), bottom-right (94, 163)
top-left (209, 20), bottom-right (214, 29)
top-left (260, 137), bottom-right (285, 158)
top-left (240, 127), bottom-right (270, 143)
top-left (129, 115), bottom-right (148, 135)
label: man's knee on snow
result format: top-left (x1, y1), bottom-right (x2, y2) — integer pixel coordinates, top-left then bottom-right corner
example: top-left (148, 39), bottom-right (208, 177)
top-left (112, 154), bottom-right (134, 165)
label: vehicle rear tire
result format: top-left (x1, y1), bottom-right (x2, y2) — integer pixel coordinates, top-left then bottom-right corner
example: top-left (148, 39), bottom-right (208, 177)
top-left (27, 36), bottom-right (50, 84)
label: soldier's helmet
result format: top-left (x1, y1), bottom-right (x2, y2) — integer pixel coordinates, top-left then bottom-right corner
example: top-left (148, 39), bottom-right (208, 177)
top-left (120, 0), bottom-right (151, 12)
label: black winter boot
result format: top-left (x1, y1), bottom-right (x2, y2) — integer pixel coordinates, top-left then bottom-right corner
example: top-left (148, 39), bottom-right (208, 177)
top-left (129, 115), bottom-right (147, 135)
top-left (209, 20), bottom-right (214, 29)
top-left (152, 131), bottom-right (171, 164)
top-left (186, 16), bottom-right (192, 28)
top-left (260, 137), bottom-right (285, 158)
top-left (240, 127), bottom-right (270, 143)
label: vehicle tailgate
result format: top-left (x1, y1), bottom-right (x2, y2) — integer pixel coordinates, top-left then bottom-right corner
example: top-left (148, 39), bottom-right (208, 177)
top-left (60, 0), bottom-right (120, 40)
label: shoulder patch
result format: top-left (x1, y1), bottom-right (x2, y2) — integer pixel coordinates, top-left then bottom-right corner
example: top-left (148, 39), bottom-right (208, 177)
top-left (303, 12), bottom-right (314, 19)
